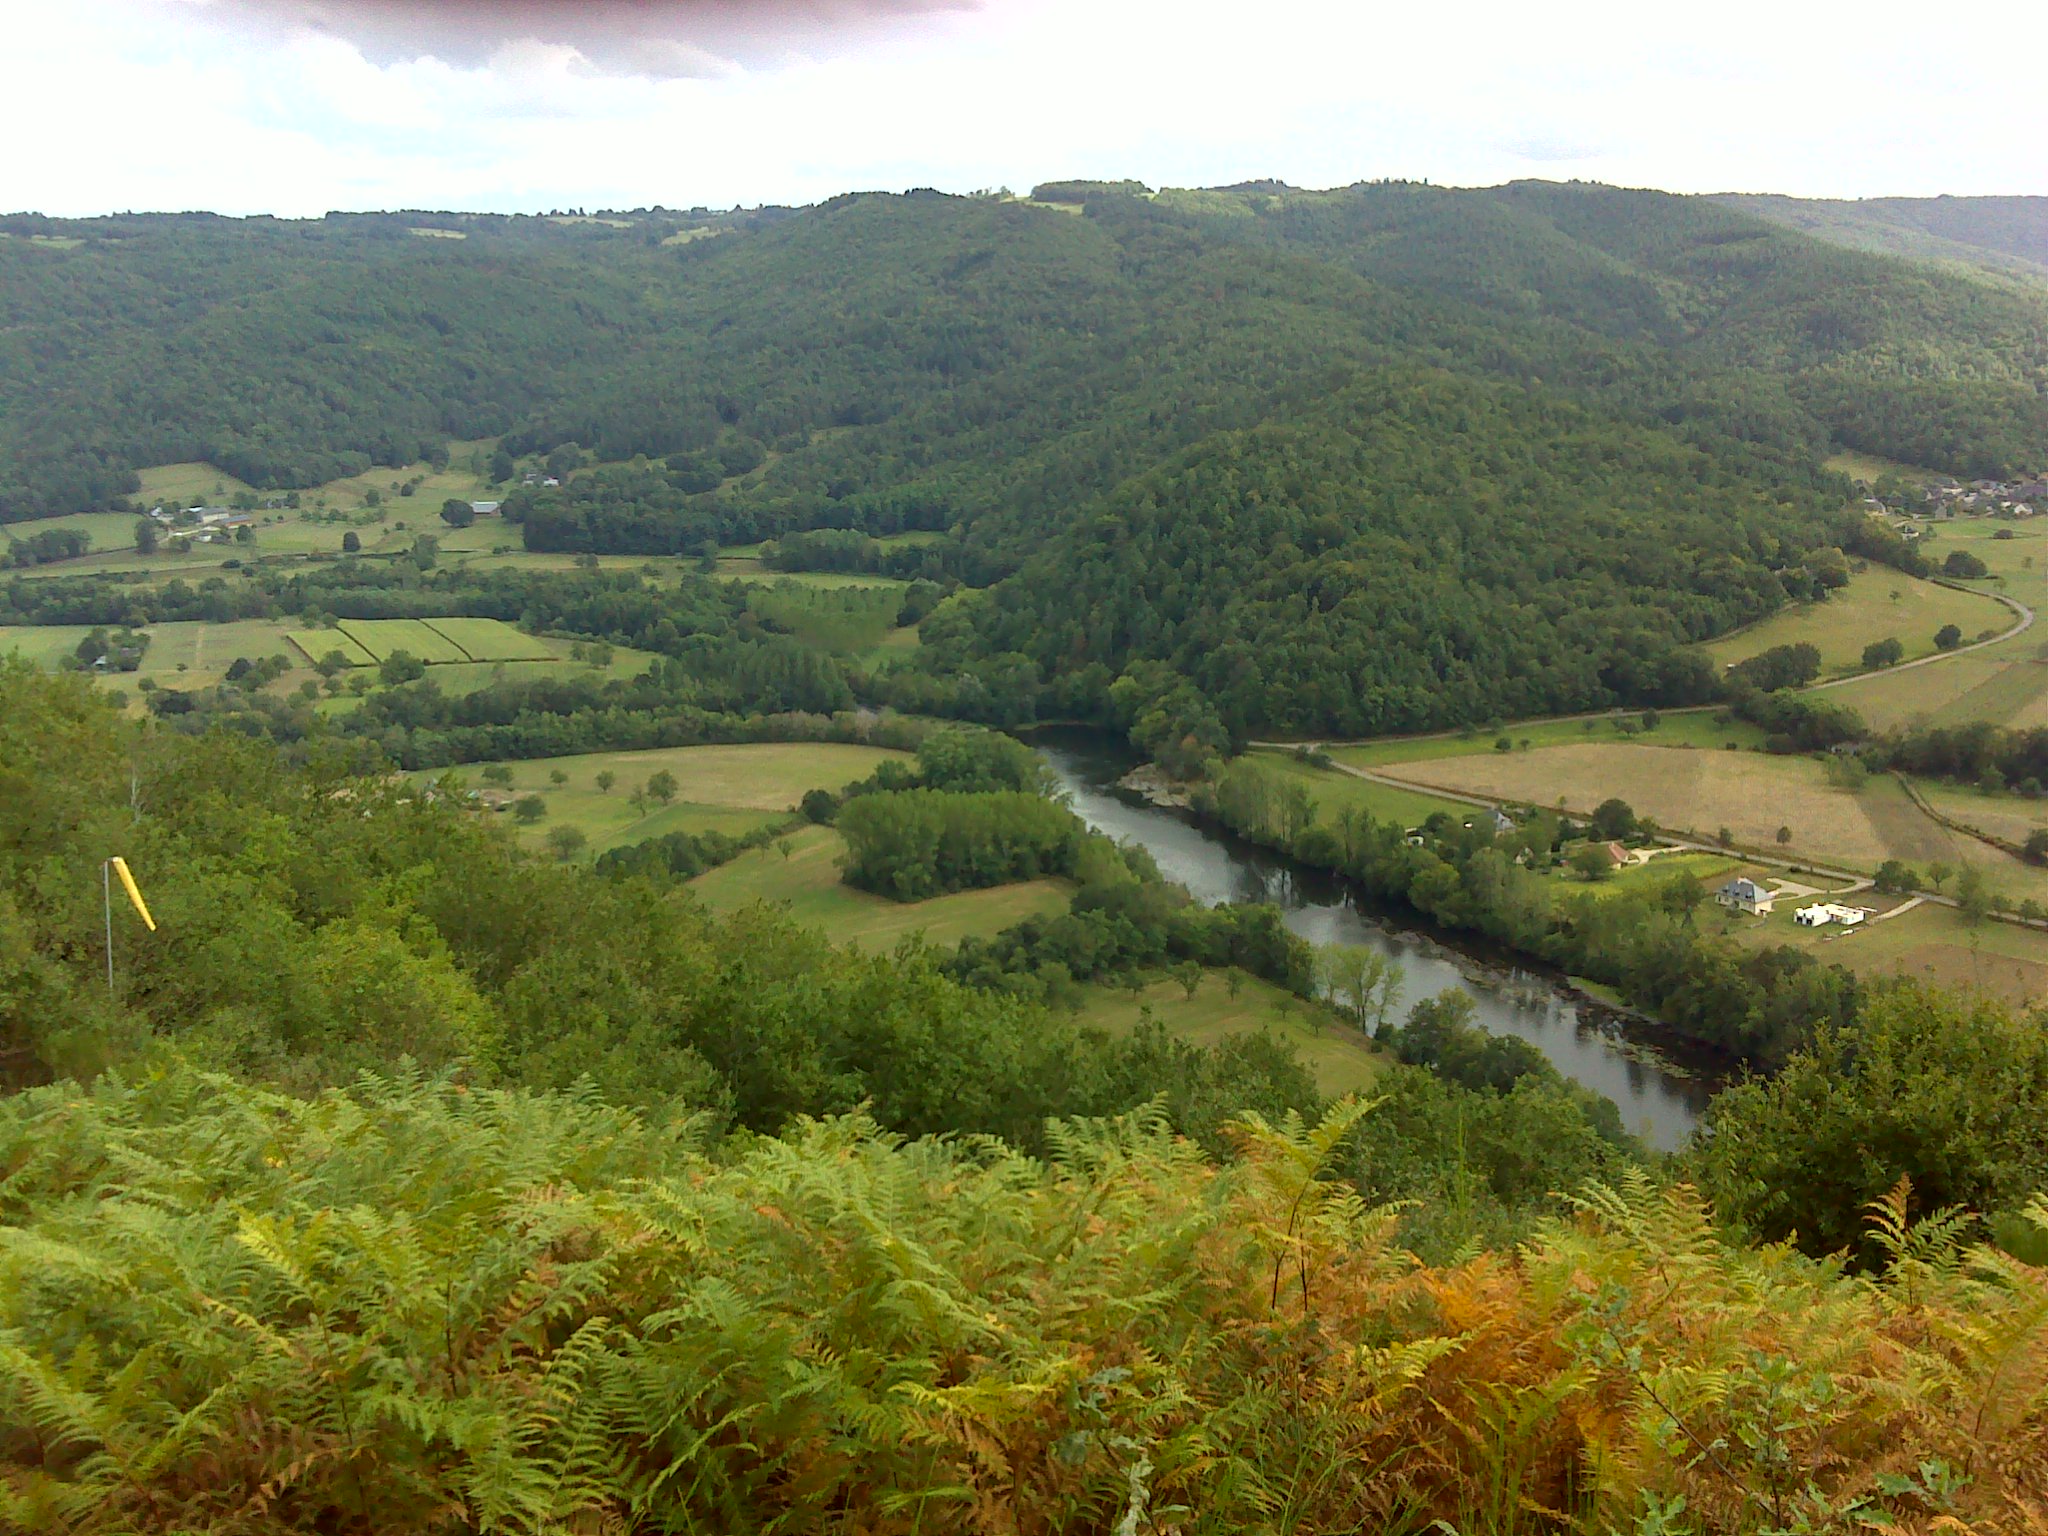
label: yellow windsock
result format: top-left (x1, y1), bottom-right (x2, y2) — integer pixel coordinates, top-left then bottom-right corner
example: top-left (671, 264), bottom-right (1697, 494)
top-left (109, 857), bottom-right (155, 931)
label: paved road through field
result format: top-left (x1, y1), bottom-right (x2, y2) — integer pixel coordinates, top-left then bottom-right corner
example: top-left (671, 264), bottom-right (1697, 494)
top-left (1807, 584), bottom-right (2034, 692)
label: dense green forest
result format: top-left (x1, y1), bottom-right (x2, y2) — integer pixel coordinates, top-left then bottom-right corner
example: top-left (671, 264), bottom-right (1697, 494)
top-left (12, 181), bottom-right (2045, 732)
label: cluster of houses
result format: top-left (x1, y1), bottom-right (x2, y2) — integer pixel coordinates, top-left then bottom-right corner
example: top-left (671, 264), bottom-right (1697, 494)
top-left (145, 505), bottom-right (257, 544)
top-left (1714, 877), bottom-right (1869, 928)
top-left (1866, 474), bottom-right (2048, 536)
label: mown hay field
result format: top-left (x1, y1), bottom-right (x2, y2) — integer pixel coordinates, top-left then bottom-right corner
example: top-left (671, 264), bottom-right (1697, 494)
top-left (421, 616), bottom-right (553, 662)
top-left (1825, 634), bottom-right (2048, 731)
top-left (285, 629), bottom-right (376, 667)
top-left (337, 618), bottom-right (470, 664)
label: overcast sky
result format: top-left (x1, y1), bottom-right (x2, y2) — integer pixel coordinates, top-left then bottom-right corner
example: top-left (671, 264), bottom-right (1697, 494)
top-left (11, 1), bottom-right (2046, 216)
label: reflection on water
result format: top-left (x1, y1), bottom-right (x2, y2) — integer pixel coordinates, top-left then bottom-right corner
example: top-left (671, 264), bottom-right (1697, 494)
top-left (1035, 730), bottom-right (1709, 1151)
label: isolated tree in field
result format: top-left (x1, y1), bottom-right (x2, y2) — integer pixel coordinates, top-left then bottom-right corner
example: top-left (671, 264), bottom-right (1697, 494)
top-left (378, 650), bottom-right (425, 685)
top-left (1493, 736), bottom-right (1512, 753)
top-left (548, 768), bottom-right (568, 789)
top-left (1928, 860), bottom-right (1953, 893)
top-left (595, 769), bottom-right (617, 795)
top-left (1174, 960), bottom-right (1202, 1000)
top-left (1225, 967), bottom-right (1245, 1000)
top-left (440, 498), bottom-right (475, 528)
top-left (133, 518), bottom-right (157, 555)
top-left (1934, 624), bottom-right (1964, 651)
top-left (488, 446), bottom-right (515, 483)
top-left (1874, 860), bottom-right (1923, 894)
top-left (341, 530), bottom-right (361, 552)
top-left (646, 769), bottom-right (678, 806)
top-left (1942, 549), bottom-right (1987, 579)
top-left (481, 764), bottom-right (513, 788)
top-left (512, 794), bottom-right (547, 824)
top-left (1775, 825), bottom-right (1792, 846)
top-left (314, 650), bottom-right (348, 678)
top-left (1590, 798), bottom-right (1636, 841)
top-left (1956, 863), bottom-right (1992, 923)
top-left (778, 838), bottom-right (795, 861)
top-left (545, 824), bottom-right (586, 861)
top-left (1640, 709), bottom-right (1660, 731)
top-left (1861, 637), bottom-right (1904, 669)
top-left (2024, 828), bottom-right (2048, 866)
top-left (628, 788), bottom-right (648, 815)
top-left (1569, 844), bottom-right (1613, 881)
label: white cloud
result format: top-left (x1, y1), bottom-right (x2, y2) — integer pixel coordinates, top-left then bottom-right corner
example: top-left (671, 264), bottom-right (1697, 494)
top-left (6, 0), bottom-right (2044, 216)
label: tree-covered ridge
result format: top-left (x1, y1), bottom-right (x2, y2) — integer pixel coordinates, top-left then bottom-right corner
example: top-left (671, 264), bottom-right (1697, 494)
top-left (945, 370), bottom-right (1850, 736)
top-left (7, 181), bottom-right (2048, 529)
top-left (1718, 192), bottom-right (2048, 279)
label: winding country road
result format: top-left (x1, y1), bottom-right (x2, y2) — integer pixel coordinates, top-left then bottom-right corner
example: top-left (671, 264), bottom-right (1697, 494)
top-left (1807, 582), bottom-right (2034, 691)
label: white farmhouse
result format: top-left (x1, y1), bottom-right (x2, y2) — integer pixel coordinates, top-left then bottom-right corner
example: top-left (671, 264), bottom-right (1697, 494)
top-left (1794, 903), bottom-right (1867, 928)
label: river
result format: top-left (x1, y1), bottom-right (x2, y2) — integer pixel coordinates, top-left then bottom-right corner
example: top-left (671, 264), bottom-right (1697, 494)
top-left (1032, 730), bottom-right (1712, 1150)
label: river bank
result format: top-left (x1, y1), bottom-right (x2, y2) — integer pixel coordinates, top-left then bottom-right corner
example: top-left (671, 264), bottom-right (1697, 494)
top-left (1028, 728), bottom-right (1718, 1150)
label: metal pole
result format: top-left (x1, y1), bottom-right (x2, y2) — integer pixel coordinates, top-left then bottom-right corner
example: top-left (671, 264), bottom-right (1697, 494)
top-left (104, 859), bottom-right (115, 993)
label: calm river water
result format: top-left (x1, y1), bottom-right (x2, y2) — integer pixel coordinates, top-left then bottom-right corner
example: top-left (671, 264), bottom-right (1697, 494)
top-left (1032, 730), bottom-right (1713, 1149)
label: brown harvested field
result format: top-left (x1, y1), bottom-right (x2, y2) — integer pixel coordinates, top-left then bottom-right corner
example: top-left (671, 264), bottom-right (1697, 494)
top-left (1394, 743), bottom-right (2048, 903)
top-left (1386, 743), bottom-right (1930, 867)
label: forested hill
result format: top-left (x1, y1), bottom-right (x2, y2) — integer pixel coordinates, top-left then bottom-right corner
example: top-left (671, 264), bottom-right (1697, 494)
top-left (6, 181), bottom-right (2048, 529)
top-left (1718, 192), bottom-right (2048, 280)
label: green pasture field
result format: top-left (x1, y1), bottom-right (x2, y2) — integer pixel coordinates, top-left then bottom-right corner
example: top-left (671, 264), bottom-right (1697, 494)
top-left (421, 617), bottom-right (552, 662)
top-left (411, 646), bottom-right (658, 697)
top-left (3, 619), bottom-right (311, 701)
top-left (1700, 568), bottom-right (2011, 675)
top-left (1324, 708), bottom-right (1762, 769)
top-left (1572, 851), bottom-right (1747, 900)
top-left (1922, 517), bottom-right (2048, 589)
top-left (0, 626), bottom-right (95, 668)
top-left (688, 824), bottom-right (1071, 950)
top-left (1823, 451), bottom-right (1940, 484)
top-left (286, 630), bottom-right (376, 668)
top-left (433, 743), bottom-right (912, 858)
top-left (133, 463), bottom-right (259, 505)
top-left (1074, 972), bottom-right (1381, 1097)
top-left (1238, 749), bottom-right (1502, 828)
top-left (338, 619), bottom-right (470, 665)
top-left (3, 510), bottom-right (142, 552)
